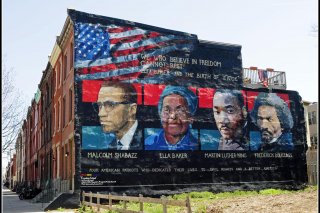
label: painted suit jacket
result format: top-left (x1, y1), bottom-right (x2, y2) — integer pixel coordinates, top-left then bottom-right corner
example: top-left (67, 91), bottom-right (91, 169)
top-left (107, 122), bottom-right (143, 150)
top-left (259, 132), bottom-right (294, 152)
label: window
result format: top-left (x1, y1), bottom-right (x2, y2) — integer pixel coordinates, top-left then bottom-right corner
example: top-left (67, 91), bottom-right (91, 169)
top-left (311, 136), bottom-right (318, 147)
top-left (38, 130), bottom-right (41, 150)
top-left (52, 72), bottom-right (56, 94)
top-left (46, 117), bottom-right (50, 143)
top-left (46, 84), bottom-right (50, 107)
top-left (59, 61), bottom-right (62, 86)
top-left (41, 126), bottom-right (44, 146)
top-left (62, 96), bottom-right (66, 127)
top-left (70, 43), bottom-right (74, 70)
top-left (45, 120), bottom-right (48, 142)
top-left (55, 67), bottom-right (58, 91)
top-left (63, 54), bottom-right (68, 80)
top-left (34, 107), bottom-right (38, 128)
top-left (30, 117), bottom-right (33, 131)
top-left (311, 111), bottom-right (317, 125)
top-left (53, 106), bottom-right (56, 134)
top-left (49, 113), bottom-right (52, 139)
top-left (308, 111), bottom-right (317, 125)
top-left (308, 112), bottom-right (312, 125)
top-left (42, 96), bottom-right (45, 114)
top-left (69, 88), bottom-right (73, 122)
top-left (32, 136), bottom-right (35, 155)
top-left (57, 100), bottom-right (60, 130)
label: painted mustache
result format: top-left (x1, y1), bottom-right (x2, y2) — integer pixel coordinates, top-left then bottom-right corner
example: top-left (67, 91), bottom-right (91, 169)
top-left (261, 129), bottom-right (272, 136)
top-left (260, 129), bottom-right (273, 142)
top-left (219, 125), bottom-right (231, 131)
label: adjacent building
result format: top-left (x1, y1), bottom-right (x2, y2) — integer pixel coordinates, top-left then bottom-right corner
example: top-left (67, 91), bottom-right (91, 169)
top-left (307, 102), bottom-right (318, 149)
top-left (304, 101), bottom-right (318, 185)
top-left (5, 13), bottom-right (75, 196)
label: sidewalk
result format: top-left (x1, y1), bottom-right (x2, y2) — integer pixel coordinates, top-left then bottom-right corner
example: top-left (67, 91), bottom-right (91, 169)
top-left (2, 186), bottom-right (76, 213)
top-left (2, 186), bottom-right (46, 213)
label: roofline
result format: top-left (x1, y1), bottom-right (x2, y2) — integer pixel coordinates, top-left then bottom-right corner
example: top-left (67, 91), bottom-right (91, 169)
top-left (199, 39), bottom-right (241, 48)
top-left (57, 10), bottom-right (73, 49)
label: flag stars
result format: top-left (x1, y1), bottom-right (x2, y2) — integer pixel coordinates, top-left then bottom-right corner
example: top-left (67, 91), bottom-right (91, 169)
top-left (75, 23), bottom-right (112, 62)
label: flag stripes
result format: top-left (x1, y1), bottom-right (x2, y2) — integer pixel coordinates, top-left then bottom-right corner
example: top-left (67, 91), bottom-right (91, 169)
top-left (74, 22), bottom-right (196, 81)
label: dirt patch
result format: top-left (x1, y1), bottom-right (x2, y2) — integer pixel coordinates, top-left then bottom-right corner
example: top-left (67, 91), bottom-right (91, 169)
top-left (206, 189), bottom-right (318, 213)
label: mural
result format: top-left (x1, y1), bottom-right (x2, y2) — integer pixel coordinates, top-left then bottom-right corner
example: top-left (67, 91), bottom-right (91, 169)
top-left (70, 10), bottom-right (307, 195)
top-left (144, 86), bottom-right (199, 151)
top-left (249, 92), bottom-right (294, 152)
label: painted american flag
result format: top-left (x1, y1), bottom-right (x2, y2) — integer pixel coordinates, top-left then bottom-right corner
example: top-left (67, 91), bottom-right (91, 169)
top-left (74, 22), bottom-right (197, 82)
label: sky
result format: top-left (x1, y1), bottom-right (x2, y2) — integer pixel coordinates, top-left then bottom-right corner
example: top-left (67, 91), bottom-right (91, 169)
top-left (1, 0), bottom-right (318, 167)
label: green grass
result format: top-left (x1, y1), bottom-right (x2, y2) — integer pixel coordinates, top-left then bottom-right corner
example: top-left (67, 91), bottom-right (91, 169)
top-left (78, 185), bottom-right (317, 213)
top-left (78, 204), bottom-right (96, 213)
top-left (100, 201), bottom-right (184, 213)
top-left (56, 207), bottom-right (66, 212)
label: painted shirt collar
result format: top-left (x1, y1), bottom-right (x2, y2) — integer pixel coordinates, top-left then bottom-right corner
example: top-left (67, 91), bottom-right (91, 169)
top-left (118, 120), bottom-right (138, 150)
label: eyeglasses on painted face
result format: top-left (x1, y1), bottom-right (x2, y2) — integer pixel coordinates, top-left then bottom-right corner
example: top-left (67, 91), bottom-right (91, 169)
top-left (161, 106), bottom-right (190, 118)
top-left (93, 100), bottom-right (131, 113)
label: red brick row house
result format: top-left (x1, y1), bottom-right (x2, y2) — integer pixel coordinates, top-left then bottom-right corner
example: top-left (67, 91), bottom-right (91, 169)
top-left (12, 14), bottom-right (76, 198)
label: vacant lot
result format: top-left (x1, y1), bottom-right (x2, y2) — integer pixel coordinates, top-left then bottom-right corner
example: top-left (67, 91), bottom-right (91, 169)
top-left (205, 187), bottom-right (317, 213)
top-left (51, 186), bottom-right (318, 213)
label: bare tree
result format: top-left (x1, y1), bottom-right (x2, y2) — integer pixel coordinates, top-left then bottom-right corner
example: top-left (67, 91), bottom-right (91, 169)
top-left (2, 60), bottom-right (26, 153)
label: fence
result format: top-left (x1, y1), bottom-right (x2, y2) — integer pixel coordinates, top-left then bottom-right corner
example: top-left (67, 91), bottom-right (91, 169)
top-left (306, 149), bottom-right (318, 185)
top-left (242, 68), bottom-right (286, 90)
top-left (82, 191), bottom-right (192, 213)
